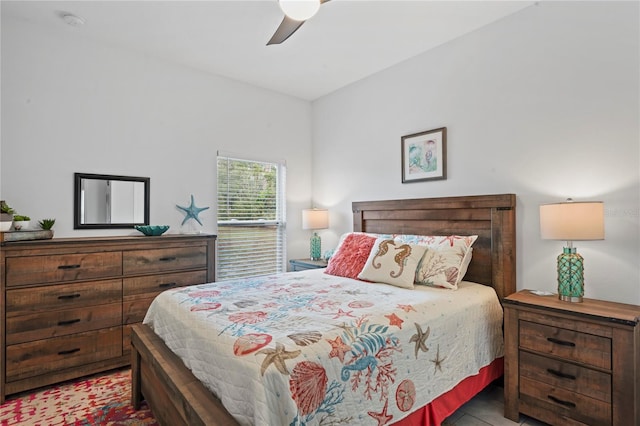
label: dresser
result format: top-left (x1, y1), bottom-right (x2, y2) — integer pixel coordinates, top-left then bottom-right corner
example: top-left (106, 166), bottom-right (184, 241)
top-left (504, 290), bottom-right (640, 426)
top-left (0, 234), bottom-right (216, 403)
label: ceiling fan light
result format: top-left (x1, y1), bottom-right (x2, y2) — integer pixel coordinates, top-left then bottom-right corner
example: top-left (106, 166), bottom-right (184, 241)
top-left (279, 0), bottom-right (320, 22)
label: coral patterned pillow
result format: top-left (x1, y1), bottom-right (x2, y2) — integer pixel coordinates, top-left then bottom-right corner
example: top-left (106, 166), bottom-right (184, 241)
top-left (325, 233), bottom-right (377, 279)
top-left (357, 238), bottom-right (427, 289)
top-left (415, 235), bottom-right (478, 289)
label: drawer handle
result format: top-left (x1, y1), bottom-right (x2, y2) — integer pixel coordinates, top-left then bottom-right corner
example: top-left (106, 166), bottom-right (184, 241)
top-left (58, 294), bottom-right (81, 300)
top-left (159, 256), bottom-right (177, 262)
top-left (58, 264), bottom-right (81, 270)
top-left (548, 395), bottom-right (576, 408)
top-left (58, 318), bottom-right (81, 326)
top-left (547, 368), bottom-right (576, 380)
top-left (158, 282), bottom-right (177, 288)
top-left (547, 337), bottom-right (576, 347)
top-left (58, 348), bottom-right (81, 356)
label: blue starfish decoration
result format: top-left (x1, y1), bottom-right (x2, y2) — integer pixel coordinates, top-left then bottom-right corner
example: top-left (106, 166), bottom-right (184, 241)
top-left (176, 195), bottom-right (209, 226)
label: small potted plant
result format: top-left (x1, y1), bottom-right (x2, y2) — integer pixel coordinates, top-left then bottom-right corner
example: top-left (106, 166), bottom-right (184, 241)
top-left (13, 215), bottom-right (31, 231)
top-left (39, 218), bottom-right (56, 231)
top-left (1, 201), bottom-right (15, 232)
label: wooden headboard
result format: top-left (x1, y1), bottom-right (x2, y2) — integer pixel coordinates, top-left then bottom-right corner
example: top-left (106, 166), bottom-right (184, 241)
top-left (352, 194), bottom-right (516, 301)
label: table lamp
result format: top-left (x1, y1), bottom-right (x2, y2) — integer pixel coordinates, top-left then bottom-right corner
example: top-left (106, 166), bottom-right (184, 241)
top-left (302, 208), bottom-right (329, 260)
top-left (539, 199), bottom-right (604, 302)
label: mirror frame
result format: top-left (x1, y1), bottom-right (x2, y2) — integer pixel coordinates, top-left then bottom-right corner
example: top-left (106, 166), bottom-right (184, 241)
top-left (74, 172), bottom-right (150, 229)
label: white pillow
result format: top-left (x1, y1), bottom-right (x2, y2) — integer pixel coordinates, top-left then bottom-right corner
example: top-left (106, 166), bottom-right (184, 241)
top-left (415, 236), bottom-right (477, 289)
top-left (358, 238), bottom-right (426, 289)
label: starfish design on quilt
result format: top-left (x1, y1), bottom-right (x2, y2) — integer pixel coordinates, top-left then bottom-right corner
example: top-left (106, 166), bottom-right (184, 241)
top-left (176, 194), bottom-right (210, 226)
top-left (327, 335), bottom-right (351, 363)
top-left (256, 343), bottom-right (301, 376)
top-left (430, 344), bottom-right (446, 373)
top-left (333, 308), bottom-right (355, 319)
top-left (367, 398), bottom-right (393, 426)
top-left (409, 323), bottom-right (430, 359)
top-left (337, 322), bottom-right (356, 342)
top-left (397, 304), bottom-right (416, 313)
top-left (384, 313), bottom-right (404, 329)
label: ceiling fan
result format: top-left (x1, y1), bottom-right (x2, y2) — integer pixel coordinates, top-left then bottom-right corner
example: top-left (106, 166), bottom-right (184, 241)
top-left (267, 0), bottom-right (331, 45)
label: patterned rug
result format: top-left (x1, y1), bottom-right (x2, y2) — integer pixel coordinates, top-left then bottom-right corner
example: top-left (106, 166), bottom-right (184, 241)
top-left (0, 369), bottom-right (157, 426)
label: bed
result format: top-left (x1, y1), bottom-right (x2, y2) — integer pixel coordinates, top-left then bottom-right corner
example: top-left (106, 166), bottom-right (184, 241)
top-left (131, 193), bottom-right (516, 425)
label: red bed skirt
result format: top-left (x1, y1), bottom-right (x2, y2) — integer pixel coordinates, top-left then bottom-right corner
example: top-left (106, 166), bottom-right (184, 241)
top-left (394, 357), bottom-right (504, 426)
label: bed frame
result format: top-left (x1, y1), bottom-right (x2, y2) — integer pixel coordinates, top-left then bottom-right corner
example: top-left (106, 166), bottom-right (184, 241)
top-left (131, 193), bottom-right (516, 425)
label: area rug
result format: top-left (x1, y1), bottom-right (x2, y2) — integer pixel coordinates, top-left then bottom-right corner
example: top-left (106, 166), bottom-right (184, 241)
top-left (0, 369), bottom-right (158, 426)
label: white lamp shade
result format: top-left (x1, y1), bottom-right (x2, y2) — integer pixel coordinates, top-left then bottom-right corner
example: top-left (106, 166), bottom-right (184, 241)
top-left (279, 0), bottom-right (320, 21)
top-left (540, 201), bottom-right (604, 241)
top-left (302, 208), bottom-right (328, 230)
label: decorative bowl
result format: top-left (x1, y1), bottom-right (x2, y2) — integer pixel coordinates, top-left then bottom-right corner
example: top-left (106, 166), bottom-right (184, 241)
top-left (135, 225), bottom-right (170, 236)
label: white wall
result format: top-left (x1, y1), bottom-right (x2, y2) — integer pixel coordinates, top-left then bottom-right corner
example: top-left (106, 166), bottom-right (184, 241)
top-left (1, 16), bottom-right (313, 260)
top-left (2, 2), bottom-right (638, 303)
top-left (311, 1), bottom-right (640, 304)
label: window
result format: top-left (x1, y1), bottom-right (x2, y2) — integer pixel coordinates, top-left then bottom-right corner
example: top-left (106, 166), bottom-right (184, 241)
top-left (216, 153), bottom-right (286, 280)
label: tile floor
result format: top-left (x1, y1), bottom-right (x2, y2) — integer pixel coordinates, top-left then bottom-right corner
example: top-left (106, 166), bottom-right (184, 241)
top-left (442, 383), bottom-right (549, 426)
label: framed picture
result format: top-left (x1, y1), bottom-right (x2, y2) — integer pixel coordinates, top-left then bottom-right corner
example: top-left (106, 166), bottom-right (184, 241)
top-left (401, 127), bottom-right (447, 183)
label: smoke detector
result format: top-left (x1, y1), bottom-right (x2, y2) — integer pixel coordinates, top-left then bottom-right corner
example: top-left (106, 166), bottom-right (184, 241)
top-left (58, 12), bottom-right (85, 27)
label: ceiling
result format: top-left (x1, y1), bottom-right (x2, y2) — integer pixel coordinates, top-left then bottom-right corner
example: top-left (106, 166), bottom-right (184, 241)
top-left (2, 1), bottom-right (534, 101)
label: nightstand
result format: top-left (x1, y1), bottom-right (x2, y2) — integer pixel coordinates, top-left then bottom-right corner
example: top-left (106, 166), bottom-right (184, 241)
top-left (289, 258), bottom-right (328, 271)
top-left (503, 290), bottom-right (640, 426)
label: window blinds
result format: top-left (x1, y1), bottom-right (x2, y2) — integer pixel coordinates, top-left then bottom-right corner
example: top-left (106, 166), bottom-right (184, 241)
top-left (216, 154), bottom-right (286, 280)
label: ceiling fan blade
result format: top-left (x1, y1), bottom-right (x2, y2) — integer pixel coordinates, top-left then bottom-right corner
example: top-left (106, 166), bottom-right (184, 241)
top-left (267, 15), bottom-right (305, 45)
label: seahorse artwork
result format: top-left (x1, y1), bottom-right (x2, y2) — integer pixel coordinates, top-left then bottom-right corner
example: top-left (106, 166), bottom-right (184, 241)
top-left (341, 355), bottom-right (378, 381)
top-left (372, 239), bottom-right (393, 269)
top-left (390, 244), bottom-right (412, 278)
top-left (334, 316), bottom-right (401, 402)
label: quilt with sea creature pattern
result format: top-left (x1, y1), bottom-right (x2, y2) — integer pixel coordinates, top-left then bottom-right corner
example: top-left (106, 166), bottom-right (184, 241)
top-left (143, 269), bottom-right (503, 426)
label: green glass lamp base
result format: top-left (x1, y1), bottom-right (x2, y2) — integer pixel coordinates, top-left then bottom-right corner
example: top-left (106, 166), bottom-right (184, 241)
top-left (557, 246), bottom-right (584, 303)
top-left (310, 232), bottom-right (322, 261)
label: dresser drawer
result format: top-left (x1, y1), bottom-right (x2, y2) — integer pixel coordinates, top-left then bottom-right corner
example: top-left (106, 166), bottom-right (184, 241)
top-left (123, 324), bottom-right (134, 355)
top-left (123, 296), bottom-right (157, 325)
top-left (123, 270), bottom-right (207, 297)
top-left (520, 376), bottom-right (611, 425)
top-left (5, 279), bottom-right (122, 317)
top-left (5, 303), bottom-right (122, 345)
top-left (519, 320), bottom-right (611, 370)
top-left (123, 246), bottom-right (207, 275)
top-left (520, 351), bottom-right (611, 403)
top-left (5, 252), bottom-right (122, 287)
top-left (5, 327), bottom-right (123, 382)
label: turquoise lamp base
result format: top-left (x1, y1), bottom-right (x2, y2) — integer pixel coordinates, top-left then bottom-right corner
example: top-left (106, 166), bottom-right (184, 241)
top-left (310, 232), bottom-right (322, 261)
top-left (557, 246), bottom-right (584, 303)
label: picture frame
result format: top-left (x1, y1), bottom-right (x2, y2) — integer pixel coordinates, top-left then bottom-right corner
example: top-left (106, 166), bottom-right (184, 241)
top-left (401, 127), bottom-right (447, 183)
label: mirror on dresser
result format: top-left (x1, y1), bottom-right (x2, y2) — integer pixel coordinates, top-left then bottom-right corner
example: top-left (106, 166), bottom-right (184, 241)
top-left (74, 173), bottom-right (150, 229)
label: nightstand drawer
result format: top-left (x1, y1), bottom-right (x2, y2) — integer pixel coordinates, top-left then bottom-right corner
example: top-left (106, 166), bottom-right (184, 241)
top-left (123, 246), bottom-right (207, 275)
top-left (519, 320), bottom-right (611, 370)
top-left (5, 252), bottom-right (122, 287)
top-left (520, 376), bottom-right (611, 425)
top-left (5, 327), bottom-right (123, 382)
top-left (289, 258), bottom-right (328, 271)
top-left (5, 279), bottom-right (123, 317)
top-left (520, 351), bottom-right (611, 403)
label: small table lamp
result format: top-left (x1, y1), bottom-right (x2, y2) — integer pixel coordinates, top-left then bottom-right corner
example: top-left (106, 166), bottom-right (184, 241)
top-left (540, 199), bottom-right (604, 302)
top-left (302, 208), bottom-right (329, 260)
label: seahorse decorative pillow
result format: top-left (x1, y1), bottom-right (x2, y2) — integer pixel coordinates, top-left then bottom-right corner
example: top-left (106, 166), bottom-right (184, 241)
top-left (357, 238), bottom-right (426, 289)
top-left (415, 235), bottom-right (478, 289)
